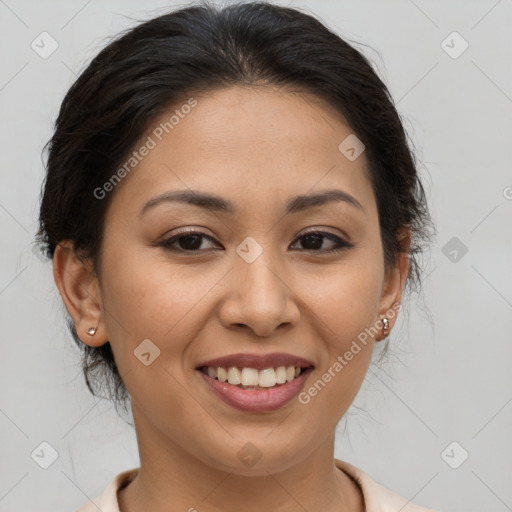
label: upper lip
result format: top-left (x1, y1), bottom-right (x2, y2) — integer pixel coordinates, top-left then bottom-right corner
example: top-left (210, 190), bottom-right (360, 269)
top-left (196, 352), bottom-right (315, 371)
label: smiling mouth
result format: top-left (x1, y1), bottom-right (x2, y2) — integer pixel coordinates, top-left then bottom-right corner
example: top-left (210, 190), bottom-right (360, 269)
top-left (197, 365), bottom-right (313, 390)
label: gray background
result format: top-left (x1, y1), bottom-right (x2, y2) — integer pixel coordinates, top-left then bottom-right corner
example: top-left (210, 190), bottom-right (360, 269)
top-left (1, 0), bottom-right (511, 511)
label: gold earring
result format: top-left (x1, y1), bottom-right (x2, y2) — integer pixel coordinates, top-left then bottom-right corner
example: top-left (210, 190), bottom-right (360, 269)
top-left (382, 317), bottom-right (390, 338)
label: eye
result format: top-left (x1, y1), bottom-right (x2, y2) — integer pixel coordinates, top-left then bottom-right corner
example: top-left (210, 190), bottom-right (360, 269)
top-left (157, 228), bottom-right (353, 254)
top-left (157, 229), bottom-right (219, 253)
top-left (290, 230), bottom-right (352, 254)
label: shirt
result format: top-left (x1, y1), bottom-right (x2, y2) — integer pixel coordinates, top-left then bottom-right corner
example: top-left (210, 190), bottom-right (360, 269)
top-left (76, 458), bottom-right (439, 511)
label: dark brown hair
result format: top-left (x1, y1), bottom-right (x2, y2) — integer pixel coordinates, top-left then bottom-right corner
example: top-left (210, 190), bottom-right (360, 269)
top-left (36, 0), bottom-right (435, 413)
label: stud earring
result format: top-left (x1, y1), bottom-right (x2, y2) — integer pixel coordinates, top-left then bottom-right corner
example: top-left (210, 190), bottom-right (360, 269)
top-left (86, 327), bottom-right (97, 336)
top-left (382, 317), bottom-right (390, 338)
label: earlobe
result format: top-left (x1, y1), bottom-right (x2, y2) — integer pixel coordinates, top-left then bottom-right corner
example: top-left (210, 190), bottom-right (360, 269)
top-left (52, 241), bottom-right (107, 347)
top-left (376, 227), bottom-right (411, 342)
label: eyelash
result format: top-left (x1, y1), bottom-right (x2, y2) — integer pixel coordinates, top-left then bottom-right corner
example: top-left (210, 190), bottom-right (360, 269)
top-left (157, 229), bottom-right (353, 255)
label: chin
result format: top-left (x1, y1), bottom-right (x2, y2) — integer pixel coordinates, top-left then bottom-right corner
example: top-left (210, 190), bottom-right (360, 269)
top-left (197, 440), bottom-right (304, 477)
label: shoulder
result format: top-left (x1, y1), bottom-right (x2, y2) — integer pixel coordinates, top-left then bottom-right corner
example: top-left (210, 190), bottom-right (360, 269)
top-left (335, 459), bottom-right (439, 512)
top-left (76, 467), bottom-right (139, 512)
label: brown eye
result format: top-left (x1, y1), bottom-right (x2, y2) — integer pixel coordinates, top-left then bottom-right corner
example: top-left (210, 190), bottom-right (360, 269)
top-left (159, 231), bottom-right (219, 252)
top-left (291, 231), bottom-right (352, 254)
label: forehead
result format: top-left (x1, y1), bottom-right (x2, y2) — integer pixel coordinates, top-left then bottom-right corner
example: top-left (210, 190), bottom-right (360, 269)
top-left (106, 86), bottom-right (375, 220)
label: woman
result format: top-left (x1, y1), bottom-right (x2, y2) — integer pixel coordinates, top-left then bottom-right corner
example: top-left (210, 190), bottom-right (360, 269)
top-left (36, 1), bottom-right (437, 510)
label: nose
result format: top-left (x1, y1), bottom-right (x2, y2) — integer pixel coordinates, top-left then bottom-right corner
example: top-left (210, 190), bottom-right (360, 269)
top-left (217, 248), bottom-right (300, 337)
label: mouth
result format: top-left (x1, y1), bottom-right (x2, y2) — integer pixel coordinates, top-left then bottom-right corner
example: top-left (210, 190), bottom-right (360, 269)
top-left (195, 353), bottom-right (315, 412)
top-left (195, 352), bottom-right (315, 390)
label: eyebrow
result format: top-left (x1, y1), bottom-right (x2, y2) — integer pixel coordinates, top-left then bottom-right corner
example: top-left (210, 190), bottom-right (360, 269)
top-left (138, 188), bottom-right (365, 217)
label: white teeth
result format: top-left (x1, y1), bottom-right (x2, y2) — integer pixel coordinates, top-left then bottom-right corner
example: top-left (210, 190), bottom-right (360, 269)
top-left (217, 367), bottom-right (228, 382)
top-left (258, 368), bottom-right (276, 387)
top-left (203, 365), bottom-right (308, 388)
top-left (275, 366), bottom-right (287, 384)
top-left (241, 368), bottom-right (259, 386)
top-left (227, 367), bottom-right (241, 385)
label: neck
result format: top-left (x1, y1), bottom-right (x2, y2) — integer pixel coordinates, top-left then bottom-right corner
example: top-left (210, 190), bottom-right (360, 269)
top-left (118, 403), bottom-right (364, 512)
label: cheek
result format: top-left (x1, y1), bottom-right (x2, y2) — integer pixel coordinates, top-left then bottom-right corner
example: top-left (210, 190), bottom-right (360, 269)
top-left (99, 247), bottom-right (227, 401)
top-left (297, 297), bottom-right (375, 425)
top-left (305, 256), bottom-right (384, 341)
top-left (294, 257), bottom-right (382, 413)
top-left (98, 255), bottom-right (200, 413)
top-left (100, 243), bottom-right (199, 336)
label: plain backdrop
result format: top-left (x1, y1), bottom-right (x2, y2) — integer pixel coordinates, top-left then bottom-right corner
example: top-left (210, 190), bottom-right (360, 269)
top-left (1, 0), bottom-right (511, 511)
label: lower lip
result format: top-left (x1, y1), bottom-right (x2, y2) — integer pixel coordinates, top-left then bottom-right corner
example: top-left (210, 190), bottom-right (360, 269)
top-left (198, 369), bottom-right (313, 413)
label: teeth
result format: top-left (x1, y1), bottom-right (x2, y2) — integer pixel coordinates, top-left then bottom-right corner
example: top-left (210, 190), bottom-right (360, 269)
top-left (203, 365), bottom-right (307, 388)
top-left (258, 368), bottom-right (276, 387)
top-left (275, 366), bottom-right (287, 384)
top-left (227, 367), bottom-right (241, 385)
top-left (241, 368), bottom-right (259, 386)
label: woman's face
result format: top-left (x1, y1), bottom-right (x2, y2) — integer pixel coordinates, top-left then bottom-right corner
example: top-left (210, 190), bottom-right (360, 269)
top-left (60, 85), bottom-right (408, 475)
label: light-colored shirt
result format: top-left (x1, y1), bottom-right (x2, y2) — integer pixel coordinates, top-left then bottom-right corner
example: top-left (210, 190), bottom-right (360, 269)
top-left (76, 458), bottom-right (438, 511)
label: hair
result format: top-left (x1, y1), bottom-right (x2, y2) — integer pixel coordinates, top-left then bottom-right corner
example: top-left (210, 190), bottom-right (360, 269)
top-left (36, 0), bottom-right (435, 414)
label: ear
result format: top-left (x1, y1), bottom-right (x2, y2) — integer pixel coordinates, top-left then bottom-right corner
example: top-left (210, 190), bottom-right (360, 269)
top-left (375, 227), bottom-right (411, 341)
top-left (53, 240), bottom-right (107, 347)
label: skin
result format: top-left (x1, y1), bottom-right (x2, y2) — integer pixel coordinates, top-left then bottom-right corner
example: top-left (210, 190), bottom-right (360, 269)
top-left (53, 85), bottom-right (410, 512)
